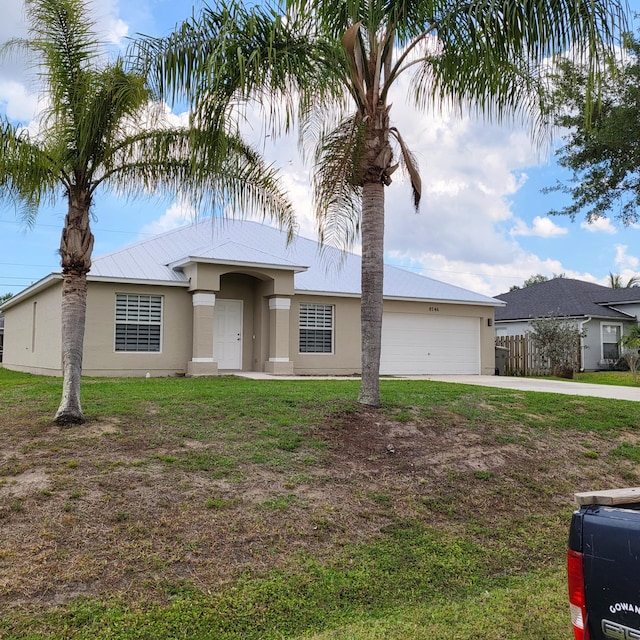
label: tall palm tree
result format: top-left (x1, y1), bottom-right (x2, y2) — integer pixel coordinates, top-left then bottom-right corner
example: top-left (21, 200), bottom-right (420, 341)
top-left (0, 0), bottom-right (294, 425)
top-left (609, 272), bottom-right (640, 288)
top-left (141, 0), bottom-right (625, 407)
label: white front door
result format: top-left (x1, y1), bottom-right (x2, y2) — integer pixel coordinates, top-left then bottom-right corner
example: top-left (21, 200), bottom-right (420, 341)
top-left (215, 299), bottom-right (243, 370)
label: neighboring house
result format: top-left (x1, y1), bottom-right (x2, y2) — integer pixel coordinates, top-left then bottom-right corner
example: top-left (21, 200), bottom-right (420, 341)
top-left (0, 218), bottom-right (502, 378)
top-left (495, 277), bottom-right (640, 371)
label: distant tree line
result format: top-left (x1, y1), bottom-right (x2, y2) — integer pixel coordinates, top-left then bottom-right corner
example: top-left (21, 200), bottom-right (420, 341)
top-left (509, 273), bottom-right (639, 291)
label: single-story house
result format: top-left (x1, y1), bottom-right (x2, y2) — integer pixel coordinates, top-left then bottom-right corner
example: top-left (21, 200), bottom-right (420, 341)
top-left (1, 218), bottom-right (502, 378)
top-left (494, 277), bottom-right (640, 371)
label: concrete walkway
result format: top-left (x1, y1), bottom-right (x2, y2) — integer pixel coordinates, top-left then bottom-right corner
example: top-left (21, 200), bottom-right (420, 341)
top-left (236, 372), bottom-right (640, 401)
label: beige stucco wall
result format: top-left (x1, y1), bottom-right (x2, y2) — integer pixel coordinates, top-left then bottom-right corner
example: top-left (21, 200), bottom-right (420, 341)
top-left (4, 281), bottom-right (194, 377)
top-left (3, 270), bottom-right (496, 378)
top-left (290, 296), bottom-right (496, 376)
top-left (82, 282), bottom-right (193, 376)
top-left (2, 282), bottom-right (63, 375)
top-left (183, 263), bottom-right (295, 296)
top-left (290, 295), bottom-right (362, 375)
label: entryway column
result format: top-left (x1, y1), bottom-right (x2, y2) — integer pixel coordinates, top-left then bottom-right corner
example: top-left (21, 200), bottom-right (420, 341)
top-left (264, 296), bottom-right (294, 375)
top-left (187, 292), bottom-right (218, 376)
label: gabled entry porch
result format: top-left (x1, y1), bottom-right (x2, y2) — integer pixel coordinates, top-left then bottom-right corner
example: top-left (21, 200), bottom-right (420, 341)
top-left (177, 260), bottom-right (300, 377)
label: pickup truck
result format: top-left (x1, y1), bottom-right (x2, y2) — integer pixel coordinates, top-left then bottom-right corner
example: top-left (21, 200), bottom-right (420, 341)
top-left (568, 488), bottom-right (640, 640)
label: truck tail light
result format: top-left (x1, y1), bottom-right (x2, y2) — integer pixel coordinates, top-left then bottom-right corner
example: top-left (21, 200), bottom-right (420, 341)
top-left (568, 548), bottom-right (589, 640)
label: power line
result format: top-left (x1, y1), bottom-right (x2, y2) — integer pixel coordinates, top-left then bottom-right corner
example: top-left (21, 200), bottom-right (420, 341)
top-left (0, 261), bottom-right (57, 268)
top-left (0, 217), bottom-right (155, 237)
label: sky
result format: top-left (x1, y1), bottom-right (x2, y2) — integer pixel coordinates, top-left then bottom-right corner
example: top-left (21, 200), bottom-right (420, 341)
top-left (1, 0), bottom-right (640, 299)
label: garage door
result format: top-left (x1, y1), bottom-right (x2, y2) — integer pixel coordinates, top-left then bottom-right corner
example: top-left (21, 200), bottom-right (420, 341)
top-left (380, 313), bottom-right (480, 375)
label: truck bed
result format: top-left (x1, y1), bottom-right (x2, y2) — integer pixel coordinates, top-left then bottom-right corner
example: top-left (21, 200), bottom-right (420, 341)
top-left (570, 489), bottom-right (640, 640)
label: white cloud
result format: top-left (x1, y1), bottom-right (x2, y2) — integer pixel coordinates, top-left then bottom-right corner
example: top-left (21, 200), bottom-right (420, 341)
top-left (0, 80), bottom-right (39, 123)
top-left (86, 0), bottom-right (130, 47)
top-left (384, 246), bottom-right (601, 296)
top-left (139, 201), bottom-right (197, 235)
top-left (511, 215), bottom-right (568, 237)
top-left (614, 244), bottom-right (640, 271)
top-left (105, 17), bottom-right (129, 47)
top-left (580, 217), bottom-right (617, 234)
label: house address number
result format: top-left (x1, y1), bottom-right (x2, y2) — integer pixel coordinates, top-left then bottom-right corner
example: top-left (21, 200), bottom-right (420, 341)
top-left (428, 306), bottom-right (440, 312)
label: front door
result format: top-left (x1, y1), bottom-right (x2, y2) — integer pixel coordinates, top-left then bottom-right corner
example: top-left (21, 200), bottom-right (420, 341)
top-left (215, 299), bottom-right (243, 370)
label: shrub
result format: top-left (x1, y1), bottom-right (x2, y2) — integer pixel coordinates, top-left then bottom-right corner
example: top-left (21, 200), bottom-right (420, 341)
top-left (618, 326), bottom-right (640, 383)
top-left (528, 317), bottom-right (585, 378)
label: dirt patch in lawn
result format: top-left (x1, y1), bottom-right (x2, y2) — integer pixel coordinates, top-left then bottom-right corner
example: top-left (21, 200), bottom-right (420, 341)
top-left (0, 402), bottom-right (633, 610)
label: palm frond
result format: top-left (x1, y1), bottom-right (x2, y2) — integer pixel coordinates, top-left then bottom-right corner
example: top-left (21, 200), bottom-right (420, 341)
top-left (415, 46), bottom-right (551, 142)
top-left (97, 125), bottom-right (296, 239)
top-left (0, 117), bottom-right (60, 224)
top-left (312, 115), bottom-right (365, 251)
top-left (77, 61), bottom-right (151, 177)
top-left (341, 22), bottom-right (368, 109)
top-left (389, 127), bottom-right (421, 210)
top-left (19, 0), bottom-right (103, 128)
top-left (133, 0), bottom-right (344, 138)
top-left (418, 0), bottom-right (627, 133)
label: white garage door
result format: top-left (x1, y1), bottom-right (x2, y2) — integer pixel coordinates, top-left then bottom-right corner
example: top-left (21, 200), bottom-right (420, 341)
top-left (380, 313), bottom-right (480, 375)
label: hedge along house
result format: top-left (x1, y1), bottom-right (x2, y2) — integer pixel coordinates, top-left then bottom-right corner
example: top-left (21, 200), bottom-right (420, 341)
top-left (1, 218), bottom-right (502, 378)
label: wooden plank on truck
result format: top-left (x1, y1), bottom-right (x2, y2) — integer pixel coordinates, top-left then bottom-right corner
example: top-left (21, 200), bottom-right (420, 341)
top-left (575, 487), bottom-right (640, 506)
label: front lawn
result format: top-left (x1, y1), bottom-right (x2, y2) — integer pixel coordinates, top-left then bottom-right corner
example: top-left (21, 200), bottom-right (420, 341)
top-left (0, 369), bottom-right (638, 638)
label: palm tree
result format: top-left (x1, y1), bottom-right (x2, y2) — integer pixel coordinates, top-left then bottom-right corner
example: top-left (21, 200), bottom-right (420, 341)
top-left (140, 0), bottom-right (625, 407)
top-left (0, 0), bottom-right (294, 425)
top-left (609, 272), bottom-right (640, 288)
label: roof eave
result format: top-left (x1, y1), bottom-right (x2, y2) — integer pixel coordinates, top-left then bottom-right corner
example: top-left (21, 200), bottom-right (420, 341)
top-left (87, 275), bottom-right (189, 288)
top-left (0, 273), bottom-right (63, 310)
top-left (383, 296), bottom-right (503, 307)
top-left (597, 298), bottom-right (640, 306)
top-left (496, 313), bottom-right (635, 322)
top-left (170, 256), bottom-right (309, 274)
top-left (297, 289), bottom-right (503, 306)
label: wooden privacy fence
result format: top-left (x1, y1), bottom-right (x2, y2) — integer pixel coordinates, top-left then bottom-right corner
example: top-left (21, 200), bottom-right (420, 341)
top-left (495, 335), bottom-right (552, 376)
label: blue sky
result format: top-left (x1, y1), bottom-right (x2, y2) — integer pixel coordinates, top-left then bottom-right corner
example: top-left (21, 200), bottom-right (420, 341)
top-left (1, 0), bottom-right (639, 298)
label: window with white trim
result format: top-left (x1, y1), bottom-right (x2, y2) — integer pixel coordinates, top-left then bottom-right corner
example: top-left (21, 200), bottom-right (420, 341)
top-left (601, 323), bottom-right (622, 361)
top-left (115, 294), bottom-right (162, 352)
top-left (299, 303), bottom-right (334, 353)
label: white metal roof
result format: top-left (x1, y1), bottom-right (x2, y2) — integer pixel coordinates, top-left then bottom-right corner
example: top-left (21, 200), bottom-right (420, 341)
top-left (16, 217), bottom-right (501, 307)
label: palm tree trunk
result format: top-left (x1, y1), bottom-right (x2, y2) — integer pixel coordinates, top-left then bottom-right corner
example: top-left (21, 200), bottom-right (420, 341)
top-left (54, 272), bottom-right (88, 425)
top-left (358, 180), bottom-right (385, 407)
top-left (54, 190), bottom-right (94, 426)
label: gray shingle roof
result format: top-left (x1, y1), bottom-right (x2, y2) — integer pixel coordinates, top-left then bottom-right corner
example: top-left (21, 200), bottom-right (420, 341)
top-left (495, 277), bottom-right (639, 321)
top-left (90, 217), bottom-right (500, 306)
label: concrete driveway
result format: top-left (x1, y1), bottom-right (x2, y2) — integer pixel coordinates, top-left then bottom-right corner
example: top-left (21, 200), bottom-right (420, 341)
top-left (400, 375), bottom-right (640, 401)
top-left (238, 372), bottom-right (640, 401)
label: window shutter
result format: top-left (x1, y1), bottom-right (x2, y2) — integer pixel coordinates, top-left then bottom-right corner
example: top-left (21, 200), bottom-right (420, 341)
top-left (299, 304), bottom-right (333, 353)
top-left (115, 294), bottom-right (162, 352)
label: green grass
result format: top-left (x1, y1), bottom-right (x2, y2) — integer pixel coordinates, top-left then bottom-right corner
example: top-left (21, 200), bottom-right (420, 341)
top-left (611, 442), bottom-right (640, 463)
top-left (0, 524), bottom-right (507, 639)
top-left (1, 369), bottom-right (639, 639)
top-left (571, 370), bottom-right (639, 387)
